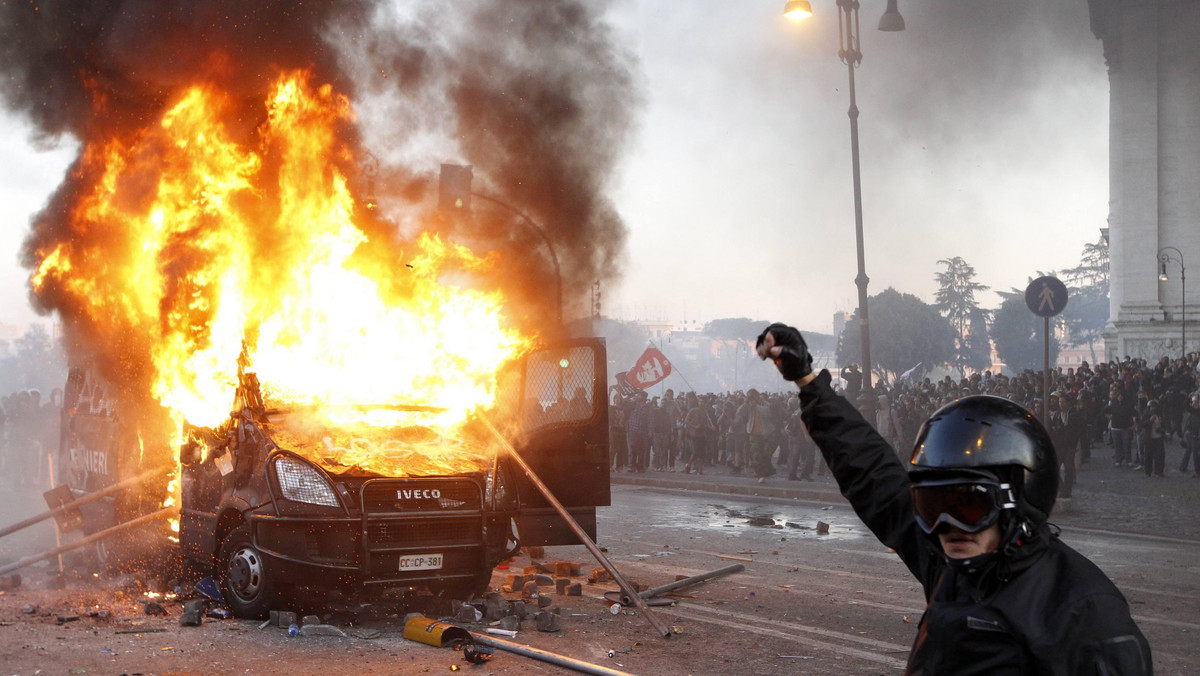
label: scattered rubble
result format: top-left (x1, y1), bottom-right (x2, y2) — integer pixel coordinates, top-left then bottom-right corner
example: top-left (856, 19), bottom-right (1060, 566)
top-left (299, 624), bottom-right (347, 637)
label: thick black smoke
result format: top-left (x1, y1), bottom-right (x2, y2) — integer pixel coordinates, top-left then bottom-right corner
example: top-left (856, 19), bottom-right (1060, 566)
top-left (0, 0), bottom-right (640, 352)
top-left (333, 0), bottom-right (640, 331)
top-left (0, 1), bottom-right (361, 141)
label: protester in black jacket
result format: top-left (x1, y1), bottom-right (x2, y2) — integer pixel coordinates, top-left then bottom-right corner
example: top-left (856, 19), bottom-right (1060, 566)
top-left (757, 323), bottom-right (1152, 675)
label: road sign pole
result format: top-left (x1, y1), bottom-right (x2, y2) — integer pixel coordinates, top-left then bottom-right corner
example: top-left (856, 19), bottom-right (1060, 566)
top-left (1043, 316), bottom-right (1050, 428)
top-left (1025, 275), bottom-right (1069, 429)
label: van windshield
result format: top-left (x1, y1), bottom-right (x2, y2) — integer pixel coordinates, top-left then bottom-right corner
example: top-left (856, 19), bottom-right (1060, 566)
top-left (264, 406), bottom-right (493, 478)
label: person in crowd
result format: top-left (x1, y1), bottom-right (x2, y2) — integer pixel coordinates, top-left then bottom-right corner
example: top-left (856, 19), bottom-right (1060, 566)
top-left (784, 398), bottom-right (817, 481)
top-left (0, 394), bottom-right (9, 477)
top-left (625, 390), bottom-right (652, 473)
top-left (743, 389), bottom-right (775, 483)
top-left (1048, 391), bottom-right (1084, 498)
top-left (874, 393), bottom-right (902, 452)
top-left (1142, 399), bottom-right (1166, 478)
top-left (1182, 395), bottom-right (1200, 477)
top-left (681, 392), bottom-right (709, 474)
top-left (756, 322), bottom-right (1151, 674)
top-left (651, 395), bottom-right (673, 471)
top-left (608, 391), bottom-right (627, 471)
top-left (730, 392), bottom-right (750, 474)
top-left (10, 390), bottom-right (37, 488)
top-left (1106, 388), bottom-right (1135, 467)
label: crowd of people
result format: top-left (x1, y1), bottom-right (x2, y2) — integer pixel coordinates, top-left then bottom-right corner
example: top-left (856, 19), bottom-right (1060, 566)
top-left (0, 387), bottom-right (62, 488)
top-left (610, 352), bottom-right (1200, 493)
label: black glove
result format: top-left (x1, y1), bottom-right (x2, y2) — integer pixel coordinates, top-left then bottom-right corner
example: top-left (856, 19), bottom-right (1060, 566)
top-left (756, 323), bottom-right (813, 382)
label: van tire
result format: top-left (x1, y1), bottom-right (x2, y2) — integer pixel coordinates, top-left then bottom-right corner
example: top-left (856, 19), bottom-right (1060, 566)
top-left (218, 524), bottom-right (279, 618)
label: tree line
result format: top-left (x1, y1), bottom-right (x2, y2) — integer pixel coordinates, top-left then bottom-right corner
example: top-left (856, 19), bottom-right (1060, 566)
top-left (584, 235), bottom-right (1109, 391)
top-left (837, 235), bottom-right (1108, 383)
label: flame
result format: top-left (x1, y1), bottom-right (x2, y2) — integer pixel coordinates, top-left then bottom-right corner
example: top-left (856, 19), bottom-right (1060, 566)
top-left (33, 70), bottom-right (533, 479)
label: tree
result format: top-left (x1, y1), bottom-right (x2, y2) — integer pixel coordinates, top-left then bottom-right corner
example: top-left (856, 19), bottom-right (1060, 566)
top-left (962, 307), bottom-right (993, 373)
top-left (992, 291), bottom-right (1060, 373)
top-left (934, 257), bottom-right (990, 376)
top-left (703, 318), bottom-right (766, 342)
top-left (1059, 236), bottom-right (1110, 363)
top-left (0, 323), bottom-right (68, 396)
top-left (837, 287), bottom-right (956, 383)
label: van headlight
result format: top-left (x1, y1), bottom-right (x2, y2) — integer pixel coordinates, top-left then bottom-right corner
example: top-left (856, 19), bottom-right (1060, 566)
top-left (486, 461), bottom-right (519, 512)
top-left (274, 456), bottom-right (340, 507)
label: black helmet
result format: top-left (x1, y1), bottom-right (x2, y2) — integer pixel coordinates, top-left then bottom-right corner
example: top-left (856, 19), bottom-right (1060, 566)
top-left (909, 395), bottom-right (1058, 523)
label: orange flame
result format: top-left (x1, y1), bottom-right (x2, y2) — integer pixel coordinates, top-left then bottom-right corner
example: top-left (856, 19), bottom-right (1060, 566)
top-left (34, 70), bottom-right (532, 477)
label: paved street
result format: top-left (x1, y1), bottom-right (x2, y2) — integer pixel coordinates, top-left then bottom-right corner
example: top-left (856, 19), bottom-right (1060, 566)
top-left (610, 437), bottom-right (1200, 542)
top-left (0, 440), bottom-right (1197, 675)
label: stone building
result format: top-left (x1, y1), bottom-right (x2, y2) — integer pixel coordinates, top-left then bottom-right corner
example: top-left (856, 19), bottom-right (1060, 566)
top-left (1089, 0), bottom-right (1200, 359)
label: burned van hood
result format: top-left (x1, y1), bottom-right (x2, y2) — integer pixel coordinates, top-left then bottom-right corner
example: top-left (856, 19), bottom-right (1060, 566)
top-left (257, 405), bottom-right (495, 479)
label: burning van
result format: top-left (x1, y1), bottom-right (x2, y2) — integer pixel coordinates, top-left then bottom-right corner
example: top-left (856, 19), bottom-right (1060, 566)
top-left (32, 65), bottom-right (618, 618)
top-left (172, 339), bottom-right (609, 617)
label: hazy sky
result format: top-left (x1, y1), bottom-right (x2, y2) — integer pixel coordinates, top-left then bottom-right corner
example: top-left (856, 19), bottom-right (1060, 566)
top-left (0, 0), bottom-right (1108, 335)
top-left (605, 0), bottom-right (1108, 332)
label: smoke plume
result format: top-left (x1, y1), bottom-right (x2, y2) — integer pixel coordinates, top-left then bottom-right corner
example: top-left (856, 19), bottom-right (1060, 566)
top-left (0, 0), bottom-right (639, 409)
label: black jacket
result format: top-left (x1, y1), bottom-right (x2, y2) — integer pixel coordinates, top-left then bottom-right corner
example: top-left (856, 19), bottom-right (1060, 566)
top-left (798, 370), bottom-right (1152, 675)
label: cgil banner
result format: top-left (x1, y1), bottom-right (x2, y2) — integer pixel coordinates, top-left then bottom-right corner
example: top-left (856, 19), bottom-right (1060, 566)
top-left (628, 347), bottom-right (672, 389)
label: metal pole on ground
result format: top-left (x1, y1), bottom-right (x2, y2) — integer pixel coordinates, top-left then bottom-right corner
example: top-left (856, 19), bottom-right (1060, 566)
top-left (470, 632), bottom-right (636, 676)
top-left (478, 414), bottom-right (674, 639)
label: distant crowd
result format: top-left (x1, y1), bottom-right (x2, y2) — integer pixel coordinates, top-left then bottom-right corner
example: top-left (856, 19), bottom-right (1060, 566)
top-left (0, 387), bottom-right (62, 488)
top-left (610, 353), bottom-right (1200, 493)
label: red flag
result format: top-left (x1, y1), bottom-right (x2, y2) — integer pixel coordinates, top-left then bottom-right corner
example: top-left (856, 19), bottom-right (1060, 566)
top-left (613, 371), bottom-right (638, 396)
top-left (629, 347), bottom-right (672, 389)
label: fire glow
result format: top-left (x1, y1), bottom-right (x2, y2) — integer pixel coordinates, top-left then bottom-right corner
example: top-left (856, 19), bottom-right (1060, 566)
top-left (32, 71), bottom-right (532, 477)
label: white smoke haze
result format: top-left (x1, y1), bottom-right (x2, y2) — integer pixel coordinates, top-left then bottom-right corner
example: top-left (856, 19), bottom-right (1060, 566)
top-left (606, 0), bottom-right (1106, 328)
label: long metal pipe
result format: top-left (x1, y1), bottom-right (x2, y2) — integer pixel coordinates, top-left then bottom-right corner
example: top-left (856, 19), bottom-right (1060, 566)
top-left (0, 465), bottom-right (171, 541)
top-left (470, 632), bottom-right (636, 676)
top-left (478, 415), bottom-right (673, 638)
top-left (0, 506), bottom-right (177, 577)
top-left (609, 563), bottom-right (745, 606)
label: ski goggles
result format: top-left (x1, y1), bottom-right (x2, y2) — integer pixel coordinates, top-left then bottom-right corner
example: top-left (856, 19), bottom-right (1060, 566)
top-left (910, 478), bottom-right (1017, 534)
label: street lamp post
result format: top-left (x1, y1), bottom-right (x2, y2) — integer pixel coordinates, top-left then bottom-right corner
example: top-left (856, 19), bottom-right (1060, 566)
top-left (785, 0), bottom-right (903, 414)
top-left (438, 163), bottom-right (563, 325)
top-left (1158, 246), bottom-right (1186, 360)
top-left (471, 191), bottom-right (564, 326)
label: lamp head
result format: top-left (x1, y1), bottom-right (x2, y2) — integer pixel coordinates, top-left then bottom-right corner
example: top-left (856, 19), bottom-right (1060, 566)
top-left (1160, 262), bottom-right (1169, 282)
top-left (878, 0), bottom-right (906, 32)
top-left (784, 0), bottom-right (813, 21)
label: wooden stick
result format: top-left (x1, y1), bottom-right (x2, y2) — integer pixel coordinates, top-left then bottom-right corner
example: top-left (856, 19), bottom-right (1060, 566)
top-left (478, 414), bottom-right (673, 639)
top-left (0, 507), bottom-right (177, 577)
top-left (0, 465), bottom-right (171, 541)
top-left (716, 554), bottom-right (754, 562)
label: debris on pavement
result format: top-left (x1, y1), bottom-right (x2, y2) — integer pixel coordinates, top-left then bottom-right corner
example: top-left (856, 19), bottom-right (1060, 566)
top-left (194, 576), bottom-right (223, 602)
top-left (463, 644), bottom-right (494, 664)
top-left (299, 624), bottom-right (347, 637)
top-left (403, 616), bottom-right (472, 647)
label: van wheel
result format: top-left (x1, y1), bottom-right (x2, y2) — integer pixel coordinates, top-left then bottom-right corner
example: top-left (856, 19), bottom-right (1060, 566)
top-left (218, 524), bottom-right (279, 618)
top-left (445, 569), bottom-right (493, 602)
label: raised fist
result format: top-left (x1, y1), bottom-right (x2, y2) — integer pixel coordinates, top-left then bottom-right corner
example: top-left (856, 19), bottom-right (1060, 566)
top-left (756, 323), bottom-right (813, 382)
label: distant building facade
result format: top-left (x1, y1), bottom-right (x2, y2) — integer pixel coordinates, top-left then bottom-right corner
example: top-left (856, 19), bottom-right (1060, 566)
top-left (1090, 0), bottom-right (1200, 359)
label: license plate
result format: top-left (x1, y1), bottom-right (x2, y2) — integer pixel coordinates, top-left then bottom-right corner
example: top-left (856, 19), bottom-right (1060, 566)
top-left (398, 554), bottom-right (443, 571)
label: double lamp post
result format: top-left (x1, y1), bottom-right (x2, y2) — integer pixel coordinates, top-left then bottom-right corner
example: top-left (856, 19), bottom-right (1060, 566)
top-left (785, 0), bottom-right (904, 413)
top-left (1158, 246), bottom-right (1187, 360)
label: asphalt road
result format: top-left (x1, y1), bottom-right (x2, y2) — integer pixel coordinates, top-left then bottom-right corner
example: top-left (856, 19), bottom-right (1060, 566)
top-left (0, 446), bottom-right (1197, 675)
